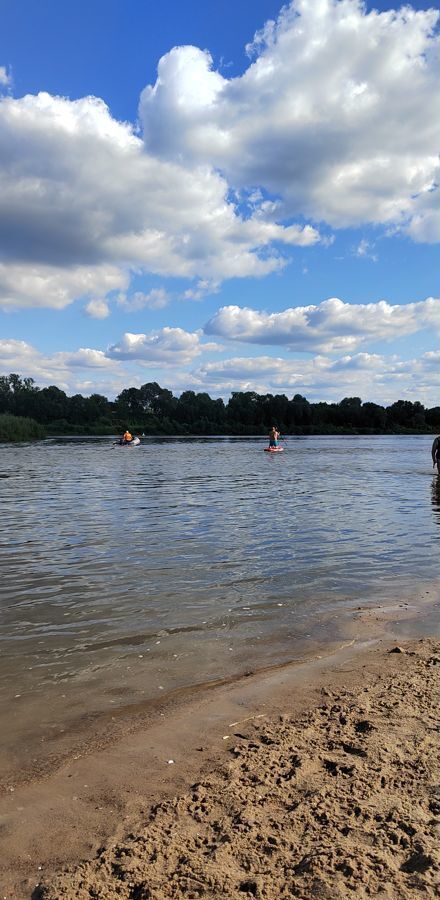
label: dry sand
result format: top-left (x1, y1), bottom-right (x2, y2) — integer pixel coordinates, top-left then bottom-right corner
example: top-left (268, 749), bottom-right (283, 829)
top-left (28, 637), bottom-right (440, 900)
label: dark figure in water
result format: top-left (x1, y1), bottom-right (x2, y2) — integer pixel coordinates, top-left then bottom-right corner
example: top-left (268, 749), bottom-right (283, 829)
top-left (432, 436), bottom-right (440, 474)
top-left (268, 426), bottom-right (280, 448)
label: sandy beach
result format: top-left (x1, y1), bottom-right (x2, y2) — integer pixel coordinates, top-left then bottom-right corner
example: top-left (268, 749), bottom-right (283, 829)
top-left (0, 625), bottom-right (438, 900)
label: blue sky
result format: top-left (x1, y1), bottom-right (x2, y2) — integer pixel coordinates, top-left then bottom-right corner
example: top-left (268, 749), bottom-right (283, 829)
top-left (0, 0), bottom-right (439, 404)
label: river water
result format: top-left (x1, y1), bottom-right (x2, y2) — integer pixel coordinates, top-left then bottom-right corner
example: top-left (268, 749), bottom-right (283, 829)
top-left (1, 435), bottom-right (439, 781)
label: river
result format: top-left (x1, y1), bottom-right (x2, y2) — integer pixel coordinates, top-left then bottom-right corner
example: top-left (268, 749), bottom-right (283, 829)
top-left (1, 434), bottom-right (439, 782)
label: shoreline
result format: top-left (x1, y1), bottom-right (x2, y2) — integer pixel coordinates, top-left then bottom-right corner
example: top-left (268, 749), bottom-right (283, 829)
top-left (0, 617), bottom-right (438, 898)
top-left (1, 587), bottom-right (438, 794)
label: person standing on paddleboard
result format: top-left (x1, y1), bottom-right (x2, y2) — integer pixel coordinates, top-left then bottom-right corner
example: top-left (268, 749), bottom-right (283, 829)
top-left (269, 426), bottom-right (280, 449)
top-left (432, 435), bottom-right (440, 473)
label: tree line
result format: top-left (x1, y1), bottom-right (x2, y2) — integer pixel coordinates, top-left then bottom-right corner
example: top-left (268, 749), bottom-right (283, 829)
top-left (1, 372), bottom-right (439, 437)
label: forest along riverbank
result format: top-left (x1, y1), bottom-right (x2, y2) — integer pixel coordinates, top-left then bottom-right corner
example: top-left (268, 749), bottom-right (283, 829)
top-left (37, 638), bottom-right (440, 899)
top-left (0, 635), bottom-right (438, 899)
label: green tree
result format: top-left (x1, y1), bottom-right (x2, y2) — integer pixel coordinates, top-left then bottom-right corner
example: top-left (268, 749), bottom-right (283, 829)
top-left (426, 407), bottom-right (440, 429)
top-left (226, 392), bottom-right (261, 433)
top-left (34, 386), bottom-right (69, 424)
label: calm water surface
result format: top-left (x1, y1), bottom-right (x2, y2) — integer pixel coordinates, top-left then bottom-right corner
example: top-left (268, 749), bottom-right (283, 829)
top-left (1, 435), bottom-right (439, 775)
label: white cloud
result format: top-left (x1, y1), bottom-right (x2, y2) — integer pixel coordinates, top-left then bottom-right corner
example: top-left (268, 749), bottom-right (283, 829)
top-left (0, 67), bottom-right (11, 88)
top-left (117, 283), bottom-right (222, 310)
top-left (84, 298), bottom-right (111, 319)
top-left (0, 89), bottom-right (318, 312)
top-left (190, 349), bottom-right (440, 406)
top-left (0, 339), bottom-right (118, 394)
top-left (355, 239), bottom-right (378, 262)
top-left (140, 0), bottom-right (440, 239)
top-left (106, 327), bottom-right (204, 366)
top-left (406, 188), bottom-right (440, 243)
top-left (59, 349), bottom-right (114, 368)
top-left (419, 349), bottom-right (440, 372)
top-left (2, 335), bottom-right (440, 406)
top-left (0, 262), bottom-right (126, 312)
top-left (205, 297), bottom-right (440, 353)
top-left (0, 338), bottom-right (35, 361)
top-left (117, 288), bottom-right (171, 312)
top-left (181, 280), bottom-right (221, 302)
top-left (1, 0), bottom-right (438, 317)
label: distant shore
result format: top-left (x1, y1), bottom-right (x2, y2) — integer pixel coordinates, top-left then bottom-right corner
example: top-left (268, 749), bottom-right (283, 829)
top-left (1, 629), bottom-right (438, 899)
top-left (2, 374), bottom-right (440, 439)
top-left (4, 428), bottom-right (438, 442)
top-left (2, 426), bottom-right (439, 443)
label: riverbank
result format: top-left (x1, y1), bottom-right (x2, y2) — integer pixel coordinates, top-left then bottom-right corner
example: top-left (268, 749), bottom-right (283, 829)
top-left (0, 413), bottom-right (45, 442)
top-left (1, 631), bottom-right (438, 900)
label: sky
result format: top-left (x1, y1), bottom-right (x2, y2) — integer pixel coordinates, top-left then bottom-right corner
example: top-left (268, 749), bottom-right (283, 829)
top-left (0, 0), bottom-right (439, 406)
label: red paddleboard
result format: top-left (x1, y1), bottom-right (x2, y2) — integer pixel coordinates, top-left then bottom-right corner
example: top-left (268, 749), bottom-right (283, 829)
top-left (264, 446), bottom-right (284, 452)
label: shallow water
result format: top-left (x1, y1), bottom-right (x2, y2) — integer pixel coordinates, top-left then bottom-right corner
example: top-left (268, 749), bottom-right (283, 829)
top-left (1, 434), bottom-right (439, 777)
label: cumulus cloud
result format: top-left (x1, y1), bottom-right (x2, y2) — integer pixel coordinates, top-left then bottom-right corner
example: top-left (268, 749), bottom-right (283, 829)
top-left (0, 67), bottom-right (11, 88)
top-left (0, 339), bottom-right (118, 394)
top-left (0, 262), bottom-right (126, 312)
top-left (205, 297), bottom-right (440, 353)
top-left (0, 89), bottom-right (318, 312)
top-left (406, 188), bottom-right (440, 244)
top-left (117, 283), bottom-right (221, 309)
top-left (60, 349), bottom-right (114, 368)
top-left (106, 327), bottom-right (205, 366)
top-left (181, 279), bottom-right (220, 301)
top-left (419, 349), bottom-right (440, 372)
top-left (117, 288), bottom-right (171, 312)
top-left (2, 334), bottom-right (440, 406)
top-left (1, 0), bottom-right (438, 316)
top-left (140, 0), bottom-right (440, 239)
top-left (0, 338), bottom-right (36, 362)
top-left (190, 349), bottom-right (440, 406)
top-left (85, 298), bottom-right (111, 319)
top-left (0, 339), bottom-right (114, 371)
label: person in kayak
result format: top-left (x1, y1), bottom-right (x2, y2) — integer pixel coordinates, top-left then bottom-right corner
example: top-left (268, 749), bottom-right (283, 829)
top-left (269, 426), bottom-right (280, 448)
top-left (122, 429), bottom-right (133, 444)
top-left (432, 435), bottom-right (440, 473)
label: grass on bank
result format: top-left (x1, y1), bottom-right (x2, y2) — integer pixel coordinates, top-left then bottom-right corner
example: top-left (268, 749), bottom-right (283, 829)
top-left (0, 413), bottom-right (46, 442)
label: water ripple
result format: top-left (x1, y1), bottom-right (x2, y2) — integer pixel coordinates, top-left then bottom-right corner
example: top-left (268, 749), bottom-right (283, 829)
top-left (0, 435), bottom-right (439, 760)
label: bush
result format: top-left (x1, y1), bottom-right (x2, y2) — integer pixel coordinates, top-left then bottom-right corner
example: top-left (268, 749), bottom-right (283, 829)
top-left (0, 413), bottom-right (46, 442)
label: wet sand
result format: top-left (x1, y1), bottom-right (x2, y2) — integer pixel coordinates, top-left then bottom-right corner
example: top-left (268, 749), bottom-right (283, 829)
top-left (0, 605), bottom-right (438, 900)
